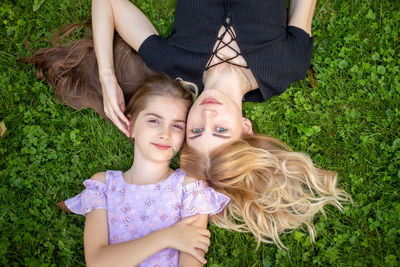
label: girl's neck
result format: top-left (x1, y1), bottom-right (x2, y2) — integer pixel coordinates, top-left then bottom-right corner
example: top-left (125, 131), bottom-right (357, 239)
top-left (124, 152), bottom-right (173, 186)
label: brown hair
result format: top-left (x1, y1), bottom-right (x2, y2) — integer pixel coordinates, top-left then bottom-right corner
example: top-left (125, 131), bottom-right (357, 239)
top-left (125, 74), bottom-right (193, 130)
top-left (20, 24), bottom-right (154, 119)
top-left (181, 134), bottom-right (351, 248)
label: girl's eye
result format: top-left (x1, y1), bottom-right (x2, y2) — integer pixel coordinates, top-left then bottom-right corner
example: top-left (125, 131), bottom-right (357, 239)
top-left (192, 128), bottom-right (203, 134)
top-left (173, 124), bottom-right (184, 130)
top-left (216, 127), bottom-right (227, 133)
top-left (148, 119), bottom-right (159, 124)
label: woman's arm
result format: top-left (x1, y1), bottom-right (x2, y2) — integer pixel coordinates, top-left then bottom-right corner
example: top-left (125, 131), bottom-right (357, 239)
top-left (92, 0), bottom-right (157, 71)
top-left (84, 210), bottom-right (210, 267)
top-left (288, 0), bottom-right (317, 36)
top-left (91, 0), bottom-right (158, 136)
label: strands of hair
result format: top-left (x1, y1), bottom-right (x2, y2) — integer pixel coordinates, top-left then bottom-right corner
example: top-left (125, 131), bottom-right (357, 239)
top-left (20, 24), bottom-right (154, 119)
top-left (181, 134), bottom-right (351, 249)
top-left (21, 23), bottom-right (197, 124)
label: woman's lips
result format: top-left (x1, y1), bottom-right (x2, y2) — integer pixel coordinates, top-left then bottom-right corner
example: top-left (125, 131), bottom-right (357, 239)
top-left (152, 143), bottom-right (171, 150)
top-left (200, 97), bottom-right (222, 105)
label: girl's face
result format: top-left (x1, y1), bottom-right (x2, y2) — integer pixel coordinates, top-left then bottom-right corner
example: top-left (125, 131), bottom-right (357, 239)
top-left (131, 96), bottom-right (188, 163)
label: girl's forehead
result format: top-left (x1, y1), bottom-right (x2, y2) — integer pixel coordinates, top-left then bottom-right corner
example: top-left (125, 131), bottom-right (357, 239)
top-left (140, 96), bottom-right (189, 118)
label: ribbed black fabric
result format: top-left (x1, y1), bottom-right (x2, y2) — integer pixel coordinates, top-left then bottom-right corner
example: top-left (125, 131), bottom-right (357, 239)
top-left (138, 0), bottom-right (314, 102)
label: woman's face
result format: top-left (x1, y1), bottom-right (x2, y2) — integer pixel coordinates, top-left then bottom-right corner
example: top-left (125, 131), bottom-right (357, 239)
top-left (186, 89), bottom-right (249, 156)
top-left (132, 96), bottom-right (187, 163)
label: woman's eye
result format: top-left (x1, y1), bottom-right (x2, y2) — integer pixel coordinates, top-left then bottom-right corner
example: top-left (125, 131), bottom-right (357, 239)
top-left (148, 119), bottom-right (159, 124)
top-left (216, 127), bottom-right (227, 133)
top-left (192, 128), bottom-right (202, 134)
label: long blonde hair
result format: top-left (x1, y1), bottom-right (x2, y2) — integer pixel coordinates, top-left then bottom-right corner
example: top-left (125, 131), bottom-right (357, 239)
top-left (181, 134), bottom-right (351, 248)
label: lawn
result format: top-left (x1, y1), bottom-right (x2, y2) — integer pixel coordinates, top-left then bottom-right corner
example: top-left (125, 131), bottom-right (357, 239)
top-left (0, 0), bottom-right (399, 266)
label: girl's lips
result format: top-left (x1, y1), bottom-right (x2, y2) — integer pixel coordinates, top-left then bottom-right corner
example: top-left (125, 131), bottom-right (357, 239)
top-left (200, 97), bottom-right (222, 105)
top-left (152, 143), bottom-right (171, 150)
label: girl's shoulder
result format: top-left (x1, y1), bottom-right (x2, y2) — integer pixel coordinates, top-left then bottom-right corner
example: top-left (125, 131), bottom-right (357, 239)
top-left (90, 171), bottom-right (107, 184)
top-left (182, 174), bottom-right (199, 186)
top-left (174, 169), bottom-right (203, 187)
top-left (89, 170), bottom-right (124, 186)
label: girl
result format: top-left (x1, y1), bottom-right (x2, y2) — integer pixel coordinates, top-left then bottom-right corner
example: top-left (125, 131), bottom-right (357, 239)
top-left (57, 74), bottom-right (230, 266)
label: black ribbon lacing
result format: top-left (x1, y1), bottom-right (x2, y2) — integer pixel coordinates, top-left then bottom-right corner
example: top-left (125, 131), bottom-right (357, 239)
top-left (205, 11), bottom-right (249, 71)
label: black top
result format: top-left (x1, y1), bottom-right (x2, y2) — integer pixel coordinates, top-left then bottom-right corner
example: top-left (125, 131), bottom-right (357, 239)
top-left (138, 0), bottom-right (314, 102)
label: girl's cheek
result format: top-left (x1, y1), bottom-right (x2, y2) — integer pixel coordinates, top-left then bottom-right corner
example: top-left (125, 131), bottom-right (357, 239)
top-left (173, 132), bottom-right (185, 146)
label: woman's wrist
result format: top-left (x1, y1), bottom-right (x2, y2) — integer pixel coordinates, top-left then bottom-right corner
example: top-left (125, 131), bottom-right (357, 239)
top-left (99, 66), bottom-right (115, 78)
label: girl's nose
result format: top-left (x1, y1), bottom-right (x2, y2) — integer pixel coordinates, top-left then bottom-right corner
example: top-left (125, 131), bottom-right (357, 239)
top-left (159, 126), bottom-right (171, 140)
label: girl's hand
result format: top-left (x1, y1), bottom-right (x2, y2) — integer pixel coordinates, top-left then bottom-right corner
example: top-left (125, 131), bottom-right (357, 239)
top-left (165, 214), bottom-right (211, 264)
top-left (100, 71), bottom-right (130, 137)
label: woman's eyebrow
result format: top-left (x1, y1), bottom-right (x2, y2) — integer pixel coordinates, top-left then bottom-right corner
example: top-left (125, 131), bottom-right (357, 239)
top-left (188, 133), bottom-right (231, 140)
top-left (212, 133), bottom-right (231, 139)
top-left (188, 134), bottom-right (201, 140)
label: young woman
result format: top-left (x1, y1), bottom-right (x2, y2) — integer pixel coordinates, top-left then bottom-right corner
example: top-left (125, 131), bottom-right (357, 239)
top-left (93, 0), bottom-right (317, 146)
top-left (57, 74), bottom-right (230, 266)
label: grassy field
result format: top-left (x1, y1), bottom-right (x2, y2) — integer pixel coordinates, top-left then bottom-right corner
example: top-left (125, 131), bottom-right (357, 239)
top-left (1, 0), bottom-right (399, 266)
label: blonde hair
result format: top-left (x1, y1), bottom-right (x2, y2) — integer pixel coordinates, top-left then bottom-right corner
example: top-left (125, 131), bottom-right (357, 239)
top-left (181, 134), bottom-right (351, 249)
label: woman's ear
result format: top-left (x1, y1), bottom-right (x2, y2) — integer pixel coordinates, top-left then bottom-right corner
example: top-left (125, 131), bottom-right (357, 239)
top-left (242, 117), bottom-right (253, 135)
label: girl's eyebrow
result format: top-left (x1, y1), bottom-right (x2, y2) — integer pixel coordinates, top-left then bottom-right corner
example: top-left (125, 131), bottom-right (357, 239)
top-left (145, 113), bottom-right (186, 123)
top-left (145, 113), bottom-right (163, 118)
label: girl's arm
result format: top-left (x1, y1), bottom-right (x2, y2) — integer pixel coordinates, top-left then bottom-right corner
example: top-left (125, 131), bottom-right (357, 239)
top-left (92, 0), bottom-right (157, 136)
top-left (288, 0), bottom-right (317, 36)
top-left (178, 214), bottom-right (209, 267)
top-left (179, 175), bottom-right (214, 266)
top-left (84, 210), bottom-right (210, 267)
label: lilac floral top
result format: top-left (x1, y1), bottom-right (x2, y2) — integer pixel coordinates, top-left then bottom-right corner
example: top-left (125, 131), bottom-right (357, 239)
top-left (65, 169), bottom-right (230, 267)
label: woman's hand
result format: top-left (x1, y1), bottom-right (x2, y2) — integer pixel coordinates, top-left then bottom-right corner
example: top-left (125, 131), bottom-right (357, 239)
top-left (92, 0), bottom-right (158, 137)
top-left (164, 214), bottom-right (210, 264)
top-left (100, 71), bottom-right (130, 137)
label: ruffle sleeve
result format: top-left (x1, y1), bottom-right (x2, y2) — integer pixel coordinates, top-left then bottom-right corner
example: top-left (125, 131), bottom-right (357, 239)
top-left (64, 179), bottom-right (107, 216)
top-left (181, 180), bottom-right (230, 218)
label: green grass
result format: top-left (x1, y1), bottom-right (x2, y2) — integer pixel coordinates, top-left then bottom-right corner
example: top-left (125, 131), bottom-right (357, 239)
top-left (1, 0), bottom-right (399, 266)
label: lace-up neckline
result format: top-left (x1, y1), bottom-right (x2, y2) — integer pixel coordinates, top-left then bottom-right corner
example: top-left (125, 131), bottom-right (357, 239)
top-left (205, 12), bottom-right (249, 71)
